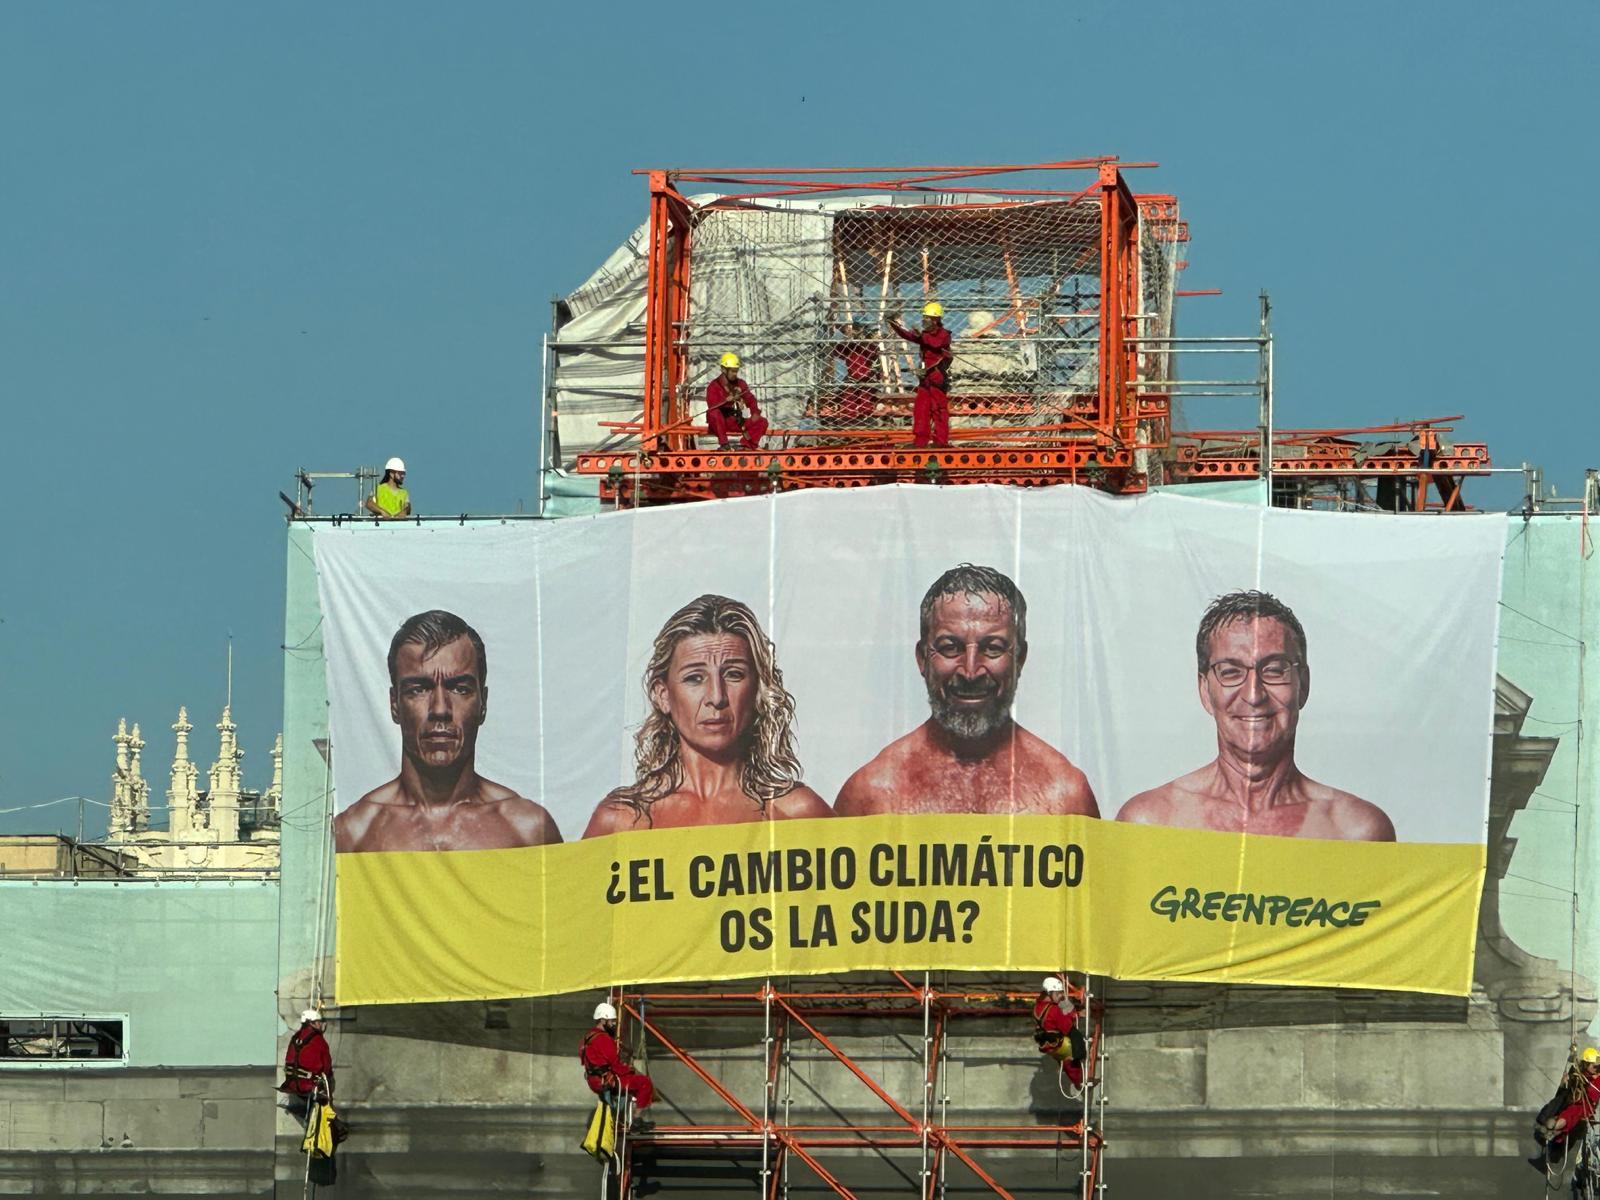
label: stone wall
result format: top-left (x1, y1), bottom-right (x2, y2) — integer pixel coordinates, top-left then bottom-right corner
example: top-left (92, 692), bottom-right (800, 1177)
top-left (0, 1069), bottom-right (273, 1196)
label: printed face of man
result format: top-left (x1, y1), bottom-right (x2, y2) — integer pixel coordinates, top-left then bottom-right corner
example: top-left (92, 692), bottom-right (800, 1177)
top-left (916, 591), bottom-right (1024, 741)
top-left (1198, 616), bottom-right (1308, 762)
top-left (390, 636), bottom-right (486, 772)
top-left (652, 633), bottom-right (757, 759)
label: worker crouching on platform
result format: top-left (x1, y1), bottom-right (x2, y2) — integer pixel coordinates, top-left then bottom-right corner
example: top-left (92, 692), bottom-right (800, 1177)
top-left (278, 1008), bottom-right (334, 1125)
top-left (705, 353), bottom-right (769, 450)
top-left (887, 303), bottom-right (953, 448)
top-left (582, 1001), bottom-right (655, 1120)
top-left (1032, 977), bottom-right (1085, 1088)
top-left (1530, 1046), bottom-right (1600, 1176)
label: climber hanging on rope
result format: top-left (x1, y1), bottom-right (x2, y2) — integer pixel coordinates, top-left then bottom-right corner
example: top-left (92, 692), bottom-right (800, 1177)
top-left (277, 1008), bottom-right (334, 1127)
top-left (581, 1001), bottom-right (655, 1123)
top-left (1530, 1045), bottom-right (1600, 1177)
top-left (1032, 976), bottom-right (1086, 1089)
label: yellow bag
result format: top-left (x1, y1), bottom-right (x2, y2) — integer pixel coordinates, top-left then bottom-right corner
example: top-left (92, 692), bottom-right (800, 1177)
top-left (301, 1101), bottom-right (337, 1159)
top-left (580, 1097), bottom-right (616, 1163)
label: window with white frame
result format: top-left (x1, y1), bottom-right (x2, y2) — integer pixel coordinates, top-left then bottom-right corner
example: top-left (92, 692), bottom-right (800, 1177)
top-left (0, 1017), bottom-right (127, 1066)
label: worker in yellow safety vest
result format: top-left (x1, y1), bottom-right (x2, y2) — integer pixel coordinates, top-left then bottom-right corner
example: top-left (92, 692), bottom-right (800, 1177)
top-left (364, 457), bottom-right (412, 519)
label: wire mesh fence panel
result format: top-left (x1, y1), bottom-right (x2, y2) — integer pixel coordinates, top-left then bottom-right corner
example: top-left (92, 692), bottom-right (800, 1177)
top-left (553, 174), bottom-right (1187, 472)
top-left (678, 195), bottom-right (1118, 448)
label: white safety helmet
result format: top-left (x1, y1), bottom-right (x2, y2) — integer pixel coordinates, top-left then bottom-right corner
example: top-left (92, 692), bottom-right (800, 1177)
top-left (1042, 976), bottom-right (1065, 994)
top-left (300, 1008), bottom-right (323, 1024)
top-left (593, 1001), bottom-right (617, 1021)
top-left (384, 457), bottom-right (406, 474)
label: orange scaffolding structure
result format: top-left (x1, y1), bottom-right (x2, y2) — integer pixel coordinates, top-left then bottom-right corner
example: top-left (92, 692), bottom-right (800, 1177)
top-left (571, 159), bottom-right (1181, 504)
top-left (1171, 416), bottom-right (1492, 511)
top-left (609, 974), bottom-right (1104, 1199)
top-left (560, 160), bottom-right (1495, 510)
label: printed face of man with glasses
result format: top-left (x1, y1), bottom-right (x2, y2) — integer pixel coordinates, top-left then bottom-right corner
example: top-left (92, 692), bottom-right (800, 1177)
top-left (1115, 591), bottom-right (1395, 841)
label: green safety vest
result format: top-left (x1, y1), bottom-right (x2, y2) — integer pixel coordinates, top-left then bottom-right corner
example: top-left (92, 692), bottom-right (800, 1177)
top-left (373, 482), bottom-right (408, 516)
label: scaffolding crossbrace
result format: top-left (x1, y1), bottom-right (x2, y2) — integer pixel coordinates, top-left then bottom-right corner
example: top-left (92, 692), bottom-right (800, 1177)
top-left (607, 973), bottom-right (1106, 1200)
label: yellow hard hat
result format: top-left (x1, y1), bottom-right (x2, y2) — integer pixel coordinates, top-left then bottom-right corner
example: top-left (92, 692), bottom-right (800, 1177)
top-left (719, 352), bottom-right (741, 369)
top-left (1582, 1047), bottom-right (1600, 1064)
top-left (922, 302), bottom-right (944, 318)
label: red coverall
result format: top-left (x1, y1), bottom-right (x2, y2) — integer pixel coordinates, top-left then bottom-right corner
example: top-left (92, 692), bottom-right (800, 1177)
top-left (705, 376), bottom-right (769, 449)
top-left (278, 1022), bottom-right (334, 1125)
top-left (1550, 1069), bottom-right (1600, 1138)
top-left (888, 320), bottom-right (953, 447)
top-left (1033, 996), bottom-right (1083, 1086)
top-left (832, 340), bottom-right (877, 421)
top-left (581, 1024), bottom-right (655, 1111)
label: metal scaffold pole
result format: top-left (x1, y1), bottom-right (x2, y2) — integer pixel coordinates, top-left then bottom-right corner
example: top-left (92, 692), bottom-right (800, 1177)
top-left (1080, 973), bottom-right (1091, 1200)
top-left (1258, 291), bottom-right (1273, 494)
top-left (761, 978), bottom-right (775, 1199)
top-left (937, 974), bottom-right (950, 1200)
top-left (1095, 979), bottom-right (1108, 1200)
top-left (920, 972), bottom-right (933, 1196)
top-left (780, 985), bottom-right (793, 1200)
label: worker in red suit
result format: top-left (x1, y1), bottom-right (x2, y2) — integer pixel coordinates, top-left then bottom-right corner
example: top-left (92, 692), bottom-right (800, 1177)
top-left (278, 1008), bottom-right (334, 1124)
top-left (705, 353), bottom-right (769, 450)
top-left (831, 321), bottom-right (879, 424)
top-left (887, 302), bottom-right (953, 448)
top-left (582, 1001), bottom-right (655, 1117)
top-left (1530, 1046), bottom-right (1600, 1175)
top-left (1032, 977), bottom-right (1085, 1088)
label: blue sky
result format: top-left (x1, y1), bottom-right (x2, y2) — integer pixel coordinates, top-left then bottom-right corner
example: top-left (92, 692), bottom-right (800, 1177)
top-left (2, 1), bottom-right (1595, 834)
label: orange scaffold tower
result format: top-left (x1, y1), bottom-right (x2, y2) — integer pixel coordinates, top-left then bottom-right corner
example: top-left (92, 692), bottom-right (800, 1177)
top-left (570, 159), bottom-right (1180, 503)
top-left (606, 974), bottom-right (1106, 1200)
top-left (560, 159), bottom-right (1493, 510)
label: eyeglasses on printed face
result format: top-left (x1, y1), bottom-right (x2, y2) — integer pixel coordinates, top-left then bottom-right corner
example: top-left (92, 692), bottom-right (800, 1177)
top-left (1204, 656), bottom-right (1301, 688)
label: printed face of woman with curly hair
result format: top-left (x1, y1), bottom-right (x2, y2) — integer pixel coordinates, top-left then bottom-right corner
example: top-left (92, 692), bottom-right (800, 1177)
top-left (650, 633), bottom-right (758, 760)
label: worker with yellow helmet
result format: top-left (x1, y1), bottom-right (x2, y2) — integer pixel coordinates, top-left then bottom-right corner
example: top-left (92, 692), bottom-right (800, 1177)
top-left (705, 352), bottom-right (770, 450)
top-left (886, 302), bottom-right (953, 448)
top-left (1530, 1045), bottom-right (1600, 1176)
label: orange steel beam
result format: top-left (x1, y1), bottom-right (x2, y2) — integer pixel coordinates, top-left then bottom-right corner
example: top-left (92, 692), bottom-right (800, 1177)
top-left (584, 447), bottom-right (1135, 475)
top-left (640, 173), bottom-right (694, 455)
top-left (640, 173), bottom-right (671, 453)
top-left (1098, 163), bottom-right (1141, 451)
top-left (1179, 415), bottom-right (1467, 439)
top-left (646, 158), bottom-right (1137, 177)
top-left (666, 188), bottom-right (694, 452)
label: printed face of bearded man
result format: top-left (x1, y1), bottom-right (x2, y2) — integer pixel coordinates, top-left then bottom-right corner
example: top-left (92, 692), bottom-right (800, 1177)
top-left (915, 589), bottom-right (1025, 742)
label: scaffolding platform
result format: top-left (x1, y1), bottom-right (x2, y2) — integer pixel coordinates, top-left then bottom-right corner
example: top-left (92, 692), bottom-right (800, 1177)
top-left (558, 159), bottom-right (1182, 505)
top-left (607, 974), bottom-right (1105, 1200)
top-left (549, 161), bottom-right (1494, 511)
